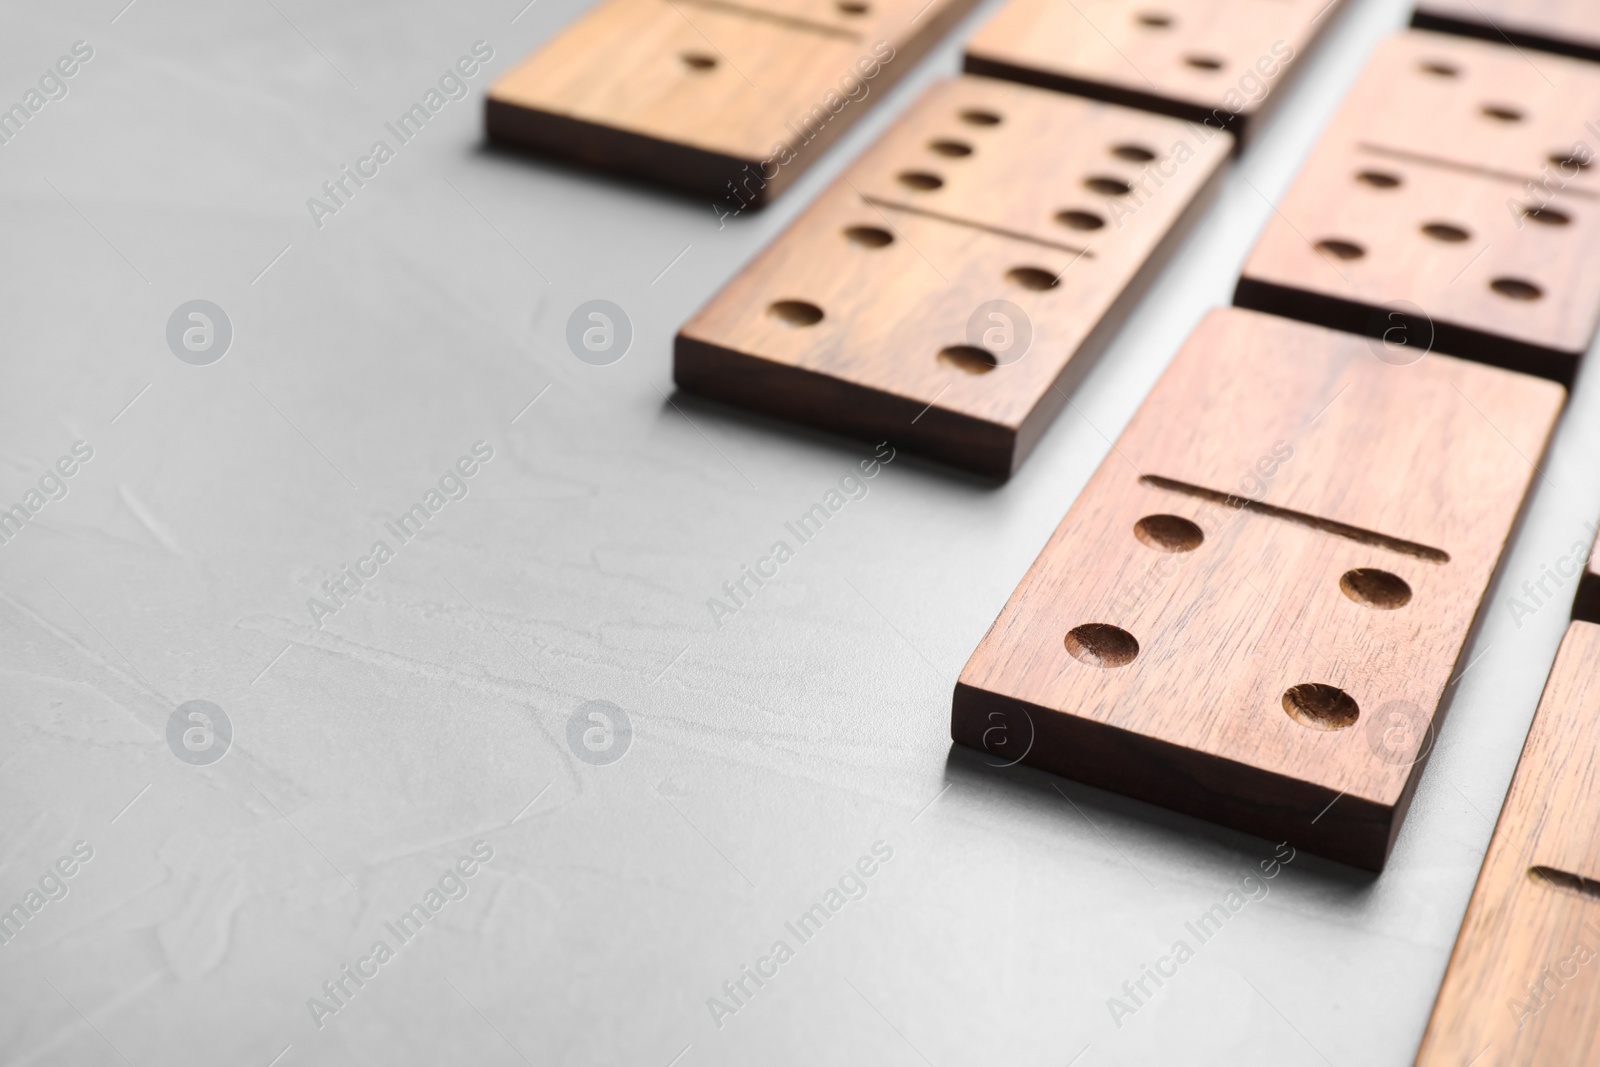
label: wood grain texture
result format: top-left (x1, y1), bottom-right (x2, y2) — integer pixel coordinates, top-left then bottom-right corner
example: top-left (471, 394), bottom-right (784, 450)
top-left (485, 0), bottom-right (977, 206)
top-left (1413, 620), bottom-right (1600, 1065)
top-left (1237, 31), bottom-right (1600, 384)
top-left (675, 76), bottom-right (1233, 479)
top-left (1320, 31), bottom-right (1600, 194)
top-left (1414, 0), bottom-right (1600, 64)
top-left (953, 307), bottom-right (1564, 870)
top-left (963, 0), bottom-right (1346, 144)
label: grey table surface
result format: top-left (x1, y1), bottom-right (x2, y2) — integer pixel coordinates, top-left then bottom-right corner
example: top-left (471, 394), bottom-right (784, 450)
top-left (3, 0), bottom-right (1599, 1064)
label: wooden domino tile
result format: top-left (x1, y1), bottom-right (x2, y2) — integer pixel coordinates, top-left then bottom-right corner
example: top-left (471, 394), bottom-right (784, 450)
top-left (675, 76), bottom-right (1233, 480)
top-left (1237, 31), bottom-right (1600, 384)
top-left (1413, 620), bottom-right (1600, 1064)
top-left (1415, 0), bottom-right (1600, 65)
top-left (953, 307), bottom-right (1564, 870)
top-left (963, 0), bottom-right (1347, 144)
top-left (485, 0), bottom-right (978, 206)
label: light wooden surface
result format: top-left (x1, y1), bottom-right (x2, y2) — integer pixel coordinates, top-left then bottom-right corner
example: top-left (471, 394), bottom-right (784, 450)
top-left (485, 0), bottom-right (977, 205)
top-left (1413, 620), bottom-right (1600, 1065)
top-left (676, 76), bottom-right (1233, 479)
top-left (964, 0), bottom-right (1346, 143)
top-left (953, 307), bottom-right (1564, 870)
top-left (1414, 0), bottom-right (1600, 63)
top-left (1237, 30), bottom-right (1600, 383)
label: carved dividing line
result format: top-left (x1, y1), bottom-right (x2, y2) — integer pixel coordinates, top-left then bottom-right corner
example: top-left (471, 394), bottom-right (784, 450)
top-left (1141, 474), bottom-right (1452, 563)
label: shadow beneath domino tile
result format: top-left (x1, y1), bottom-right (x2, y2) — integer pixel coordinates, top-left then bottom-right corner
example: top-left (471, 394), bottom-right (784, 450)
top-left (658, 387), bottom-right (1008, 496)
top-left (941, 742), bottom-right (1380, 893)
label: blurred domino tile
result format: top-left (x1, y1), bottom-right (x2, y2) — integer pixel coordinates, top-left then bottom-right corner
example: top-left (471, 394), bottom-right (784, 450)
top-left (486, 0), bottom-right (981, 206)
top-left (965, 0), bottom-right (1350, 145)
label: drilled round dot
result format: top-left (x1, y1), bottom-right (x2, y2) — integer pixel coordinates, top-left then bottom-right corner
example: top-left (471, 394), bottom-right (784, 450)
top-left (1112, 143), bottom-right (1157, 163)
top-left (1005, 266), bottom-right (1058, 290)
top-left (1340, 569), bottom-right (1412, 609)
top-left (1065, 624), bottom-right (1140, 668)
top-left (1482, 104), bottom-right (1524, 123)
top-left (1283, 684), bottom-right (1359, 731)
top-left (1135, 10), bottom-right (1173, 28)
top-left (768, 300), bottom-right (823, 326)
top-left (1491, 277), bottom-right (1543, 301)
top-left (929, 139), bottom-right (973, 157)
top-left (1134, 515), bottom-right (1203, 553)
top-left (1421, 222), bottom-right (1471, 243)
top-left (681, 51), bottom-right (717, 71)
top-left (898, 170), bottom-right (944, 191)
top-left (1085, 176), bottom-right (1133, 196)
top-left (959, 108), bottom-right (1002, 126)
top-left (1056, 209), bottom-right (1105, 230)
top-left (1419, 60), bottom-right (1460, 77)
top-left (1316, 238), bottom-right (1365, 260)
top-left (937, 345), bottom-right (997, 374)
top-left (844, 225), bottom-right (894, 247)
top-left (1522, 204), bottom-right (1571, 226)
top-left (1356, 170), bottom-right (1402, 189)
top-left (1184, 54), bottom-right (1225, 72)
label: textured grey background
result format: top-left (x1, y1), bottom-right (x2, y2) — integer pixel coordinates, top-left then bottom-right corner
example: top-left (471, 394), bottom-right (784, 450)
top-left (3, 0), bottom-right (1599, 1064)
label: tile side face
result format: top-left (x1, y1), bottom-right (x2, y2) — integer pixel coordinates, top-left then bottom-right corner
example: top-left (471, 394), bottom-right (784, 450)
top-left (954, 308), bottom-right (1565, 869)
top-left (676, 77), bottom-right (1233, 478)
top-left (1414, 0), bottom-right (1600, 63)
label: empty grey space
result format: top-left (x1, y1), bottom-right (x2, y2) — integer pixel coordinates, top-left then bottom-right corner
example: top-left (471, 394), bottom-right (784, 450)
top-left (2, 0), bottom-right (1598, 1064)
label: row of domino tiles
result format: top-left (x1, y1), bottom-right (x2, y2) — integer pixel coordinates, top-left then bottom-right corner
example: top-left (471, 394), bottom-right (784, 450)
top-left (490, 0), bottom-right (1600, 1061)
